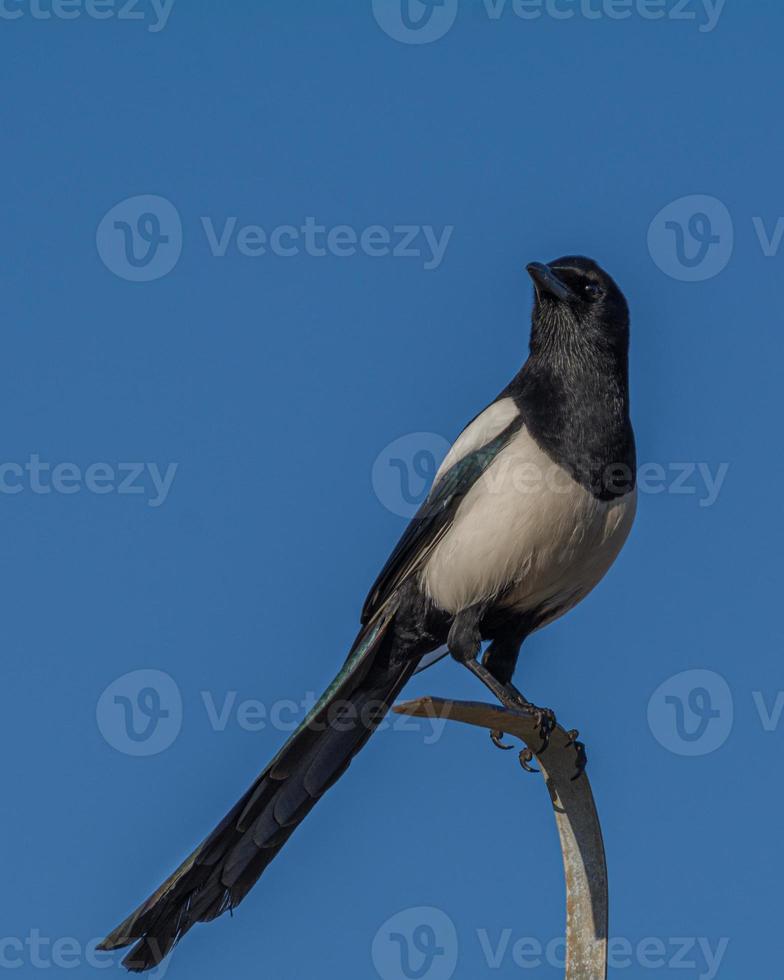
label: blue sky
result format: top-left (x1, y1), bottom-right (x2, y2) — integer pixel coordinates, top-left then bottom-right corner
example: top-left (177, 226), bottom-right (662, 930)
top-left (1, 2), bottom-right (782, 978)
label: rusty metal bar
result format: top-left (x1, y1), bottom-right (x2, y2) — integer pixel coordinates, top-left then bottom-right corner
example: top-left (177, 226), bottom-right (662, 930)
top-left (392, 697), bottom-right (608, 980)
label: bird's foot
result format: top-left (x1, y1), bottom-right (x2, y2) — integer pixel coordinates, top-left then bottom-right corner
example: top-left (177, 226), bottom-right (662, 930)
top-left (502, 684), bottom-right (557, 753)
top-left (490, 729), bottom-right (513, 750)
top-left (565, 729), bottom-right (588, 781)
top-left (531, 705), bottom-right (557, 753)
top-left (455, 648), bottom-right (561, 759)
top-left (518, 746), bottom-right (539, 773)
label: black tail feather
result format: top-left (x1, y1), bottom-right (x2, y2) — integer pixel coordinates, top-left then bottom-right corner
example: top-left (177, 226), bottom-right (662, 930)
top-left (99, 607), bottom-right (417, 972)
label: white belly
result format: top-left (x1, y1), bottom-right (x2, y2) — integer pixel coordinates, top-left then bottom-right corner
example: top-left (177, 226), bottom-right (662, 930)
top-left (419, 425), bottom-right (636, 621)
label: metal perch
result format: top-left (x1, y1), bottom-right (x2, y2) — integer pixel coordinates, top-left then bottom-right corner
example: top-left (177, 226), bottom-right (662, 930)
top-left (392, 697), bottom-right (608, 980)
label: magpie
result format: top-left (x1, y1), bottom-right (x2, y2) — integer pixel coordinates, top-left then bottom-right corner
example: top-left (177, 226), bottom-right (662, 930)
top-left (99, 255), bottom-right (636, 972)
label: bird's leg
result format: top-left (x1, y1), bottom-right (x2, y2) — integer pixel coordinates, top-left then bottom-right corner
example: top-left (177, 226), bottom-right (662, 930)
top-left (448, 609), bottom-right (554, 754)
top-left (481, 637), bottom-right (558, 754)
top-left (448, 607), bottom-right (520, 709)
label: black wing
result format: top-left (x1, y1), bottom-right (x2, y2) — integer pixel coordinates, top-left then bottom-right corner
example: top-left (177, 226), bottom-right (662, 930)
top-left (361, 414), bottom-right (523, 623)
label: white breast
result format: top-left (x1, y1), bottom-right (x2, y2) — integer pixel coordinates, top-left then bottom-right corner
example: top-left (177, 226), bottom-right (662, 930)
top-left (420, 423), bottom-right (636, 622)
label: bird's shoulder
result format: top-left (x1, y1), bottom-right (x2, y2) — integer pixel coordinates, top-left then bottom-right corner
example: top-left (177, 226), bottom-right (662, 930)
top-left (431, 395), bottom-right (523, 488)
top-left (360, 394), bottom-right (524, 624)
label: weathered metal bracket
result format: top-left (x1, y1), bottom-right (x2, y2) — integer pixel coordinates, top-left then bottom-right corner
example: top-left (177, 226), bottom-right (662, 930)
top-left (392, 697), bottom-right (608, 980)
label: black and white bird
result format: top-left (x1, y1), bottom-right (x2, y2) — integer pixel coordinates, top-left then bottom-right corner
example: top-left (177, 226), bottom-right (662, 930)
top-left (100, 255), bottom-right (637, 972)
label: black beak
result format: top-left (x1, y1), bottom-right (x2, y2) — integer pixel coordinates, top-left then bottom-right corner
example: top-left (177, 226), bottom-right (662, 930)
top-left (526, 262), bottom-right (576, 303)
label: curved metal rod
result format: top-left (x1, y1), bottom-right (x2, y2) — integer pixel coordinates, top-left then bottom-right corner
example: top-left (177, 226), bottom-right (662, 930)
top-left (392, 697), bottom-right (608, 980)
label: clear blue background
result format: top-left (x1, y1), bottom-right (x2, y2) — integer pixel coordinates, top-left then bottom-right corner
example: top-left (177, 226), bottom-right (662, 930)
top-left (1, 2), bottom-right (781, 978)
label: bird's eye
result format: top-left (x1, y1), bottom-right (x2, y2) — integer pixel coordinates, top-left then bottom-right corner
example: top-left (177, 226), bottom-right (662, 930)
top-left (583, 282), bottom-right (602, 300)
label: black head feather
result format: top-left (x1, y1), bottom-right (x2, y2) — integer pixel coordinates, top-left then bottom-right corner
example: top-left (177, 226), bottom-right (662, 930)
top-left (527, 255), bottom-right (629, 363)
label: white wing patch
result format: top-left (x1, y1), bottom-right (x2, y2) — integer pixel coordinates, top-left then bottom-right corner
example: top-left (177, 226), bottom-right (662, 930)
top-left (421, 424), bottom-right (636, 620)
top-left (433, 397), bottom-right (520, 488)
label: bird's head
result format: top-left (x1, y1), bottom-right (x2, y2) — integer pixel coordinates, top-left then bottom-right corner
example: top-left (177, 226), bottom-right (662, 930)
top-left (526, 256), bottom-right (629, 362)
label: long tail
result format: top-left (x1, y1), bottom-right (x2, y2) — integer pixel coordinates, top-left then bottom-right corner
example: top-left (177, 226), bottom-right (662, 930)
top-left (99, 602), bottom-right (416, 972)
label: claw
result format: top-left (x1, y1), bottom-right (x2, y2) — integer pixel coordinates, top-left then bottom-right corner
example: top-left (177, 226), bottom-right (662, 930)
top-left (570, 739), bottom-right (588, 780)
top-left (490, 729), bottom-right (513, 750)
top-left (518, 747), bottom-right (539, 773)
top-left (533, 707), bottom-right (557, 754)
